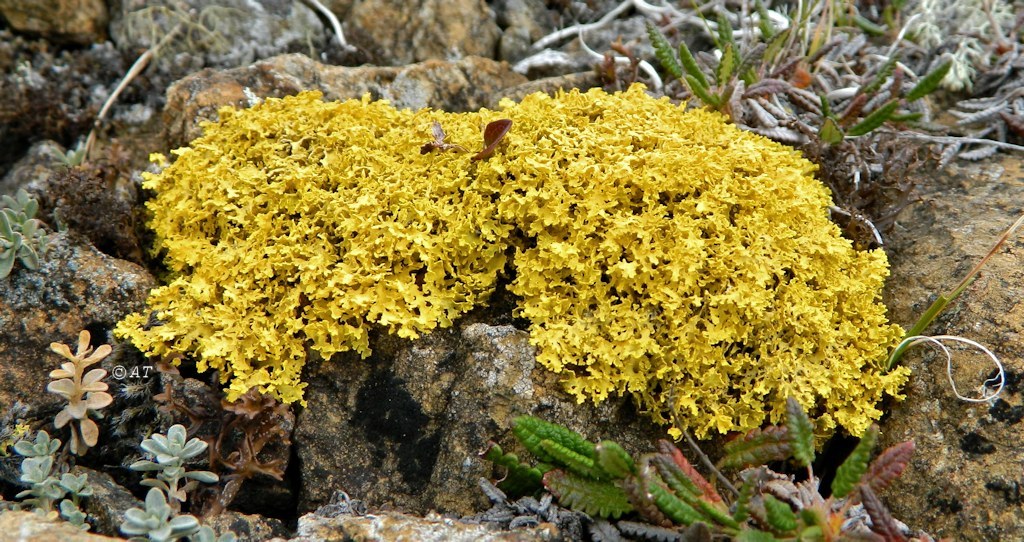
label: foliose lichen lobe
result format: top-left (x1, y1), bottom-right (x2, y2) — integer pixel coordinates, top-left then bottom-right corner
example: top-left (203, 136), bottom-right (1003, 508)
top-left (116, 85), bottom-right (908, 438)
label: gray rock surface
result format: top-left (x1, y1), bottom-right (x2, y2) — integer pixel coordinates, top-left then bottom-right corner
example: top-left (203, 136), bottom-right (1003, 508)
top-left (344, 0), bottom-right (501, 66)
top-left (881, 154), bottom-right (1024, 540)
top-left (294, 317), bottom-right (675, 517)
top-left (162, 53), bottom-right (528, 148)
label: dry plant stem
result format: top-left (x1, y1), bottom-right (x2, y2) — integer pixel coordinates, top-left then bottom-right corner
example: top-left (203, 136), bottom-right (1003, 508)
top-left (300, 0), bottom-right (355, 53)
top-left (83, 24), bottom-right (183, 162)
top-left (683, 428), bottom-right (739, 498)
top-left (895, 131), bottom-right (1024, 153)
top-left (578, 31), bottom-right (663, 90)
top-left (888, 211), bottom-right (1024, 367)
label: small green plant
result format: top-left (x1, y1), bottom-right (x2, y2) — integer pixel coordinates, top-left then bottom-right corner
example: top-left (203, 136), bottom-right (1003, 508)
top-left (122, 424), bottom-right (234, 542)
top-left (0, 189), bottom-right (48, 279)
top-left (12, 430), bottom-right (93, 529)
top-left (129, 424), bottom-right (219, 508)
top-left (47, 330), bottom-right (114, 455)
top-left (483, 398), bottom-right (926, 539)
top-left (646, 16), bottom-right (952, 145)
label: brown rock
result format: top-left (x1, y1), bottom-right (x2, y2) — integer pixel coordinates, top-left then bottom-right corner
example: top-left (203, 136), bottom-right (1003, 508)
top-left (163, 53), bottom-right (527, 148)
top-left (0, 231), bottom-right (154, 410)
top-left (345, 0), bottom-right (501, 66)
top-left (881, 154), bottom-right (1024, 540)
top-left (0, 0), bottom-right (108, 45)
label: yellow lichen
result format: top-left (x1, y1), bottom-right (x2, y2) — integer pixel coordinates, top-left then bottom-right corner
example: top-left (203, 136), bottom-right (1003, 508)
top-left (116, 85), bottom-right (908, 437)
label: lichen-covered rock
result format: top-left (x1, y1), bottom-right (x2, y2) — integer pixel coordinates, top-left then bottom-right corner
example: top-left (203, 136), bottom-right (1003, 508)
top-left (117, 84), bottom-right (906, 439)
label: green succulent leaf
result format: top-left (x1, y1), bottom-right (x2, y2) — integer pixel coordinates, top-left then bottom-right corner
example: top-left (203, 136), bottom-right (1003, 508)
top-left (735, 529), bottom-right (781, 541)
top-left (543, 469), bottom-right (632, 519)
top-left (646, 23), bottom-right (683, 80)
top-left (646, 478), bottom-right (706, 526)
top-left (686, 75), bottom-right (722, 107)
top-left (785, 398), bottom-right (815, 468)
top-left (481, 443), bottom-right (545, 496)
top-left (861, 54), bottom-right (899, 96)
top-left (512, 416), bottom-right (595, 465)
top-left (540, 438), bottom-right (605, 479)
top-left (846, 99), bottom-right (900, 137)
top-left (678, 41), bottom-right (709, 90)
top-left (596, 440), bottom-right (635, 479)
top-left (906, 59), bottom-right (952, 101)
top-left (831, 424), bottom-right (879, 499)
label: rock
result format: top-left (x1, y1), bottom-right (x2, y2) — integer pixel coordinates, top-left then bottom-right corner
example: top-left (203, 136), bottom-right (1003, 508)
top-left (0, 140), bottom-right (67, 196)
top-left (880, 154), bottom-right (1024, 540)
top-left (0, 231), bottom-right (154, 410)
top-left (162, 53), bottom-right (527, 148)
top-left (0, 30), bottom-right (126, 175)
top-left (344, 0), bottom-right (501, 66)
top-left (0, 0), bottom-right (108, 45)
top-left (108, 0), bottom-right (329, 75)
top-left (204, 510), bottom-right (290, 542)
top-left (75, 467), bottom-right (141, 536)
top-left (0, 510), bottom-right (122, 541)
top-left (490, 0), bottom-right (559, 63)
top-left (294, 311), bottom-right (677, 517)
top-left (276, 508), bottom-right (561, 542)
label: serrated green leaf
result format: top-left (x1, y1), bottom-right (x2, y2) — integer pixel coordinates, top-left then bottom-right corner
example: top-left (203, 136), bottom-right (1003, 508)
top-left (733, 479), bottom-right (754, 523)
top-left (846, 99), bottom-right (899, 137)
top-left (717, 43), bottom-right (738, 86)
top-left (755, 0), bottom-right (775, 40)
top-left (716, 12), bottom-right (734, 48)
top-left (647, 479), bottom-right (706, 526)
top-left (651, 454), bottom-right (701, 499)
top-left (646, 23), bottom-right (683, 80)
top-left (678, 41), bottom-right (709, 90)
top-left (861, 440), bottom-right (915, 496)
top-left (736, 530), bottom-right (780, 542)
top-left (543, 470), bottom-right (632, 518)
top-left (830, 424), bottom-right (879, 499)
top-left (906, 60), bottom-right (952, 101)
top-left (785, 398), bottom-right (815, 468)
top-left (596, 440), bottom-right (635, 479)
top-left (719, 425), bottom-right (790, 469)
top-left (861, 54), bottom-right (899, 95)
top-left (540, 438), bottom-right (605, 479)
top-left (686, 75), bottom-right (722, 107)
top-left (512, 416), bottom-right (595, 464)
top-left (763, 495), bottom-right (798, 532)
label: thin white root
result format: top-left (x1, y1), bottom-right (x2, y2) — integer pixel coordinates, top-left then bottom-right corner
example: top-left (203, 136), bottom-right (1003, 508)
top-left (895, 335), bottom-right (1005, 403)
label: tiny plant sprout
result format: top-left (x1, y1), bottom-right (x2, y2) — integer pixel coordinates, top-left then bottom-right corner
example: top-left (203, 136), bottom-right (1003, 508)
top-left (472, 119), bottom-right (513, 161)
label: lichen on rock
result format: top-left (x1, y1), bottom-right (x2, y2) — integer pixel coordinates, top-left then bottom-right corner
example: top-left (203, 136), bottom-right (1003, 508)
top-left (116, 85), bottom-right (909, 438)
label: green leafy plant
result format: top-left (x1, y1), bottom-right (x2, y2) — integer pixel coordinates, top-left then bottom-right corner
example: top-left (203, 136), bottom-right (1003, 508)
top-left (129, 424), bottom-right (219, 508)
top-left (12, 430), bottom-right (93, 529)
top-left (0, 188), bottom-right (48, 278)
top-left (646, 15), bottom-right (952, 145)
top-left (122, 424), bottom-right (233, 542)
top-left (47, 330), bottom-right (114, 456)
top-left (483, 400), bottom-right (928, 540)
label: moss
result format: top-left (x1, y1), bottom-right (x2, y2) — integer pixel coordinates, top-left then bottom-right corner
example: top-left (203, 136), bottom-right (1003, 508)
top-left (116, 86), bottom-right (909, 438)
